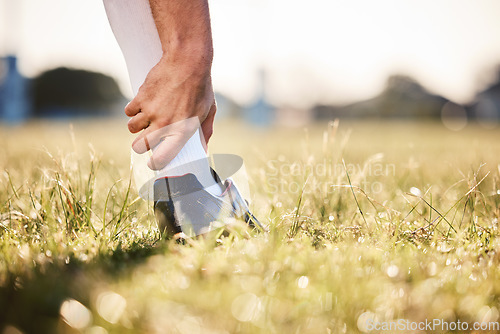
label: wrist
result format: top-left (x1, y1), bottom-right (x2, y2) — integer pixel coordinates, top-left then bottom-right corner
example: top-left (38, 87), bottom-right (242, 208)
top-left (163, 39), bottom-right (213, 73)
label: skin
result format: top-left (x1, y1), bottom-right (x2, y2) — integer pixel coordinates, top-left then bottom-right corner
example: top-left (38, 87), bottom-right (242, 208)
top-left (125, 0), bottom-right (216, 169)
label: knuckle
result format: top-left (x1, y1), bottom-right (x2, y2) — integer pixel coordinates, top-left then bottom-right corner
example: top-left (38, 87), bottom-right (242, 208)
top-left (156, 118), bottom-right (169, 129)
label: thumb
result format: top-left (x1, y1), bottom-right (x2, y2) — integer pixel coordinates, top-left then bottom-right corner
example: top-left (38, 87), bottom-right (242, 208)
top-left (201, 102), bottom-right (217, 150)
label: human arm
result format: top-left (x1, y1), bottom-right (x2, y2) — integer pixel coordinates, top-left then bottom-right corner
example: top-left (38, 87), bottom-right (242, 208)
top-left (125, 0), bottom-right (216, 165)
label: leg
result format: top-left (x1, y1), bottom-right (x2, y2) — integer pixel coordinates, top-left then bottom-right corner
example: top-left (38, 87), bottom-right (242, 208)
top-left (102, 0), bottom-right (220, 194)
top-left (103, 0), bottom-right (264, 237)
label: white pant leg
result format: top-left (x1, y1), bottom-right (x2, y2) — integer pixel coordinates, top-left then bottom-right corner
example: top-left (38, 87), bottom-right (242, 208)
top-left (103, 0), bottom-right (162, 95)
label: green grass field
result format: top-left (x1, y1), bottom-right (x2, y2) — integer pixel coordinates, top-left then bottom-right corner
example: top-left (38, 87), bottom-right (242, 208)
top-left (1, 119), bottom-right (500, 334)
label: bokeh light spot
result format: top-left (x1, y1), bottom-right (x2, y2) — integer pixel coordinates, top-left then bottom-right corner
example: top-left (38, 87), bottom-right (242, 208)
top-left (357, 311), bottom-right (378, 333)
top-left (60, 298), bottom-right (92, 330)
top-left (297, 276), bottom-right (309, 289)
top-left (441, 101), bottom-right (468, 131)
top-left (387, 264), bottom-right (399, 278)
top-left (231, 293), bottom-right (261, 322)
top-left (96, 291), bottom-right (127, 324)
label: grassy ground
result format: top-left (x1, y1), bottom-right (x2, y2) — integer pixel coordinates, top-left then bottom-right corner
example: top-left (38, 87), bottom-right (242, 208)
top-left (1, 119), bottom-right (500, 334)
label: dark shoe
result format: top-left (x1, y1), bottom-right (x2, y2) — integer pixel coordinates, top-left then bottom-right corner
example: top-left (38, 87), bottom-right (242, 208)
top-left (154, 173), bottom-right (264, 238)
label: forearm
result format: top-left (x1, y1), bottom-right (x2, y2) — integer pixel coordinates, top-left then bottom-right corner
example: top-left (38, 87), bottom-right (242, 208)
top-left (121, 0), bottom-right (217, 154)
top-left (148, 0), bottom-right (214, 72)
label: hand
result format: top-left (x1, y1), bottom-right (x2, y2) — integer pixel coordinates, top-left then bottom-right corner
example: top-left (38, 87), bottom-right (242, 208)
top-left (125, 54), bottom-right (216, 170)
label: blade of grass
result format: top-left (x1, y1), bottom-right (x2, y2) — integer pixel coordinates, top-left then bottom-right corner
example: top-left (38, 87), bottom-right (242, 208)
top-left (342, 159), bottom-right (367, 227)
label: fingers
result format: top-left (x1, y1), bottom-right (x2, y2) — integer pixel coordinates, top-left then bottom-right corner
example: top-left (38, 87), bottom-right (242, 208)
top-left (128, 112), bottom-right (150, 134)
top-left (132, 125), bottom-right (158, 154)
top-left (147, 121), bottom-right (199, 170)
top-left (132, 117), bottom-right (201, 156)
top-left (147, 134), bottom-right (186, 170)
top-left (124, 98), bottom-right (141, 117)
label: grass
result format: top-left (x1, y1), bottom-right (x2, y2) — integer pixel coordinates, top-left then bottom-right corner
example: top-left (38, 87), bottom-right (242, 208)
top-left (1, 119), bottom-right (500, 333)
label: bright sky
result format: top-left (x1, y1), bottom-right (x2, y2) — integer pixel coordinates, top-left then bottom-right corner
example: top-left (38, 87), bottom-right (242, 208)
top-left (1, 0), bottom-right (500, 107)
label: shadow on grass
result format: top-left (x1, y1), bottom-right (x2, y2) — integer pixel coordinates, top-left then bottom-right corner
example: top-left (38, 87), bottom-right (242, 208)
top-left (0, 237), bottom-right (169, 334)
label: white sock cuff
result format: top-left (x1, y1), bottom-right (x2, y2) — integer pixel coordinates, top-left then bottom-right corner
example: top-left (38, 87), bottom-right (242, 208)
top-left (158, 129), bottom-right (208, 175)
top-left (156, 129), bottom-right (222, 196)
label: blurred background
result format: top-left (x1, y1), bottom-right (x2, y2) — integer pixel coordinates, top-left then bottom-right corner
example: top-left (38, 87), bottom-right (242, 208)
top-left (1, 0), bottom-right (500, 129)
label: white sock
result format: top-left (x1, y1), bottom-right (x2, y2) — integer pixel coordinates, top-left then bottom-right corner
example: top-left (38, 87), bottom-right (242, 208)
top-left (103, 0), bottom-right (221, 196)
top-left (155, 129), bottom-right (222, 195)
